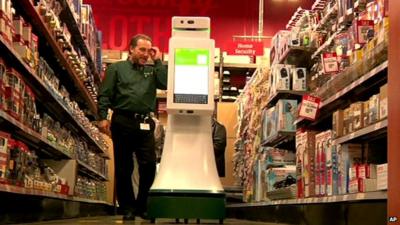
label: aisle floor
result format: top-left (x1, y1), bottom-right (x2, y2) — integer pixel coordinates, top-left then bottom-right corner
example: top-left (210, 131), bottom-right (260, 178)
top-left (18, 216), bottom-right (289, 225)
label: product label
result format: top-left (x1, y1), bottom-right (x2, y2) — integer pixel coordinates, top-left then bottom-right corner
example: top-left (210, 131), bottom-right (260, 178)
top-left (299, 95), bottom-right (321, 121)
top-left (357, 20), bottom-right (374, 44)
top-left (322, 53), bottom-right (339, 74)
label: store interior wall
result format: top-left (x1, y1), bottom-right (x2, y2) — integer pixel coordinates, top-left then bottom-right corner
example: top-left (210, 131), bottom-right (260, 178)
top-left (83, 0), bottom-right (314, 52)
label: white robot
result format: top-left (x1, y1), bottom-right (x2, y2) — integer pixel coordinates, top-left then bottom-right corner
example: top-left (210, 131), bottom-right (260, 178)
top-left (147, 17), bottom-right (225, 224)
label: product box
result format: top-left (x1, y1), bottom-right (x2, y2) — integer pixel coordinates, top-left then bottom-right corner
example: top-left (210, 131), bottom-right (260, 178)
top-left (379, 84), bottom-right (387, 119)
top-left (352, 102), bottom-right (364, 130)
top-left (358, 164), bottom-right (377, 179)
top-left (263, 107), bottom-right (277, 141)
top-left (369, 94), bottom-right (380, 124)
top-left (274, 64), bottom-right (291, 91)
top-left (363, 101), bottom-right (370, 127)
top-left (266, 165), bottom-right (296, 192)
top-left (348, 178), bottom-right (361, 193)
top-left (276, 99), bottom-right (297, 132)
top-left (264, 147), bottom-right (296, 165)
top-left (360, 178), bottom-right (377, 192)
top-left (343, 107), bottom-right (352, 136)
top-left (296, 130), bottom-right (317, 197)
top-left (332, 109), bottom-right (344, 138)
top-left (12, 15), bottom-right (24, 38)
top-left (324, 131), bottom-right (338, 196)
top-left (353, 20), bottom-right (375, 45)
top-left (376, 163), bottom-right (387, 190)
top-left (315, 131), bottom-right (333, 196)
top-left (338, 143), bottom-right (363, 194)
top-left (0, 131), bottom-right (11, 182)
top-left (292, 67), bottom-right (307, 91)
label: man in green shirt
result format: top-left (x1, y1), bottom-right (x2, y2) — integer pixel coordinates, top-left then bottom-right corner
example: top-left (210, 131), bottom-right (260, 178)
top-left (98, 34), bottom-right (167, 221)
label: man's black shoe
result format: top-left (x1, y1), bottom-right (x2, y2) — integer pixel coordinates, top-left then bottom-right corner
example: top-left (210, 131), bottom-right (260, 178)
top-left (122, 211), bottom-right (135, 221)
top-left (137, 211), bottom-right (149, 220)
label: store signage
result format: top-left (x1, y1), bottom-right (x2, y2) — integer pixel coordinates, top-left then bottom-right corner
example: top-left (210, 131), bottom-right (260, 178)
top-left (299, 95), bottom-right (321, 121)
top-left (226, 41), bottom-right (264, 56)
top-left (322, 52), bottom-right (339, 74)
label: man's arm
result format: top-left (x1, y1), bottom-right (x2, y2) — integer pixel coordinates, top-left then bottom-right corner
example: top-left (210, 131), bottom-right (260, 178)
top-left (97, 64), bottom-right (117, 135)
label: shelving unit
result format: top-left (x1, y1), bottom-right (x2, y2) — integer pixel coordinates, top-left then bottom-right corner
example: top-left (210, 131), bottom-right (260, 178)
top-left (15, 0), bottom-right (98, 117)
top-left (0, 34), bottom-right (108, 158)
top-left (77, 159), bottom-right (108, 182)
top-left (229, 191), bottom-right (387, 207)
top-left (0, 184), bottom-right (112, 205)
top-left (261, 131), bottom-right (296, 148)
top-left (278, 46), bottom-right (316, 67)
top-left (332, 119), bottom-right (387, 145)
top-left (265, 90), bottom-right (307, 108)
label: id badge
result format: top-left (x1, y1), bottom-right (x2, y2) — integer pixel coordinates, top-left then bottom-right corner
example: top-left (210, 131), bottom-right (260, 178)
top-left (140, 123), bottom-right (150, 130)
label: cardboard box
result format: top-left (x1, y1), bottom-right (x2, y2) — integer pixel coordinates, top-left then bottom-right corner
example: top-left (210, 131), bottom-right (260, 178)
top-left (360, 179), bottom-right (377, 192)
top-left (266, 165), bottom-right (296, 192)
top-left (332, 110), bottom-right (344, 138)
top-left (376, 163), bottom-right (387, 190)
top-left (369, 94), bottom-right (380, 124)
top-left (273, 64), bottom-right (291, 91)
top-left (339, 143), bottom-right (363, 194)
top-left (348, 178), bottom-right (361, 193)
top-left (276, 99), bottom-right (297, 132)
top-left (343, 107), bottom-right (352, 136)
top-left (363, 101), bottom-right (370, 127)
top-left (296, 130), bottom-right (316, 198)
top-left (324, 131), bottom-right (338, 196)
top-left (0, 131), bottom-right (10, 182)
top-left (379, 84), bottom-right (387, 119)
top-left (292, 67), bottom-right (307, 91)
top-left (352, 102), bottom-right (364, 130)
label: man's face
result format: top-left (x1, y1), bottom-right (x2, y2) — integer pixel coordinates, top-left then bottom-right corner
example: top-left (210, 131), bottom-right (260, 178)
top-left (130, 38), bottom-right (152, 65)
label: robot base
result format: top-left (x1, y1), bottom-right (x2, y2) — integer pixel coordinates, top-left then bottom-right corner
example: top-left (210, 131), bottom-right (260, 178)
top-left (148, 191), bottom-right (225, 224)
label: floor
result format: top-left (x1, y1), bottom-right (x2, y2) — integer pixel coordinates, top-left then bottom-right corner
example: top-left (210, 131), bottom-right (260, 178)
top-left (17, 216), bottom-right (288, 225)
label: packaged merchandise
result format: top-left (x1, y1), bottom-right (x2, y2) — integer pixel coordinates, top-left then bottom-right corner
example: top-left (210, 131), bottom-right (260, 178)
top-left (379, 84), bottom-right (387, 119)
top-left (292, 68), bottom-right (307, 91)
top-left (273, 64), bottom-right (291, 91)
top-left (343, 107), bottom-right (352, 135)
top-left (363, 101), bottom-right (370, 127)
top-left (332, 109), bottom-right (344, 138)
top-left (368, 94), bottom-right (380, 124)
top-left (0, 58), bottom-right (6, 109)
top-left (262, 107), bottom-right (277, 141)
top-left (360, 178), bottom-right (377, 192)
top-left (266, 165), bottom-right (296, 192)
top-left (376, 163), bottom-right (387, 190)
top-left (296, 130), bottom-right (316, 198)
top-left (264, 147), bottom-right (296, 165)
top-left (0, 131), bottom-right (10, 182)
top-left (351, 102), bottom-right (364, 130)
top-left (352, 20), bottom-right (375, 47)
top-left (338, 143), bottom-right (363, 194)
top-left (276, 99), bottom-right (297, 132)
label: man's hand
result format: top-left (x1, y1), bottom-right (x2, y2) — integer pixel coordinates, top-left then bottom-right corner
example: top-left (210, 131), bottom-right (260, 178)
top-left (98, 120), bottom-right (111, 136)
top-left (150, 46), bottom-right (162, 61)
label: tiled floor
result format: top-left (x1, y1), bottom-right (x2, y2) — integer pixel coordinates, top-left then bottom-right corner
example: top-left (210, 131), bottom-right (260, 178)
top-left (18, 216), bottom-right (288, 225)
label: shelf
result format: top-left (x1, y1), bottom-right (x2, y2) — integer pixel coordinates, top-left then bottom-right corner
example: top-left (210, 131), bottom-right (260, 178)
top-left (16, 0), bottom-right (97, 117)
top-left (77, 160), bottom-right (108, 181)
top-left (0, 36), bottom-right (108, 158)
top-left (265, 90), bottom-right (306, 109)
top-left (60, 0), bottom-right (101, 84)
top-left (296, 60), bottom-right (388, 127)
top-left (0, 184), bottom-right (111, 205)
top-left (261, 131), bottom-right (296, 148)
top-left (228, 191), bottom-right (387, 207)
top-left (278, 46), bottom-right (316, 67)
top-left (222, 63), bottom-right (259, 69)
top-left (0, 111), bottom-right (73, 159)
top-left (333, 119), bottom-right (387, 145)
top-left (313, 3), bottom-right (338, 32)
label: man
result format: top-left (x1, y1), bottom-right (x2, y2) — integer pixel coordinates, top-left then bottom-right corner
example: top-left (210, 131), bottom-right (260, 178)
top-left (212, 116), bottom-right (227, 177)
top-left (97, 34), bottom-right (167, 221)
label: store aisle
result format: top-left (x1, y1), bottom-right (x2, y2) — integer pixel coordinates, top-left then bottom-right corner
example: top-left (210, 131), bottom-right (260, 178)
top-left (18, 216), bottom-right (289, 225)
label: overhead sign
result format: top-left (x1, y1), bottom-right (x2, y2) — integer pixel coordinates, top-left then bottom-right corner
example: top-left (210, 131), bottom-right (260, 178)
top-left (226, 41), bottom-right (264, 56)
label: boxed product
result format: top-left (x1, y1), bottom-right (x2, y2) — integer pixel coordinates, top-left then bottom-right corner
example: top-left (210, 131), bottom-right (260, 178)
top-left (264, 147), bottom-right (296, 165)
top-left (351, 102), bottom-right (364, 130)
top-left (276, 99), bottom-right (297, 132)
top-left (360, 178), bottom-right (377, 192)
top-left (273, 64), bottom-right (291, 91)
top-left (0, 131), bottom-right (10, 182)
top-left (296, 130), bottom-right (316, 198)
top-left (369, 94), bottom-right (380, 124)
top-left (263, 107), bottom-right (277, 141)
top-left (343, 107), bottom-right (352, 136)
top-left (363, 101), bottom-right (370, 127)
top-left (324, 131), bottom-right (338, 196)
top-left (0, 58), bottom-right (6, 109)
top-left (376, 163), bottom-right (387, 190)
top-left (332, 109), bottom-right (344, 138)
top-left (348, 178), bottom-right (362, 193)
top-left (292, 67), bottom-right (307, 91)
top-left (315, 131), bottom-right (334, 196)
top-left (358, 164), bottom-right (377, 179)
top-left (352, 20), bottom-right (375, 46)
top-left (266, 165), bottom-right (296, 192)
top-left (337, 143), bottom-right (363, 194)
top-left (379, 84), bottom-right (387, 119)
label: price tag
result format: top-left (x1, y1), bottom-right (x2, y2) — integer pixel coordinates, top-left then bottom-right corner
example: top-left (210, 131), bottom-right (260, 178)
top-left (322, 52), bottom-right (339, 74)
top-left (299, 95), bottom-right (321, 121)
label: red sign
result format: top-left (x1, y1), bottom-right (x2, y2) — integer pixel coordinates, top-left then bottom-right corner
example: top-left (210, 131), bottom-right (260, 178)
top-left (226, 41), bottom-right (264, 56)
top-left (299, 95), bottom-right (321, 121)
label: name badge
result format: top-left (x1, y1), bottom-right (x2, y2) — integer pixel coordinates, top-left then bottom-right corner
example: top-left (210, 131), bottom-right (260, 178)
top-left (140, 123), bottom-right (150, 130)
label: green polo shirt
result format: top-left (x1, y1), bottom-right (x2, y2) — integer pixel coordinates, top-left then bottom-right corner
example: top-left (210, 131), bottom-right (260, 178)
top-left (98, 59), bottom-right (167, 120)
